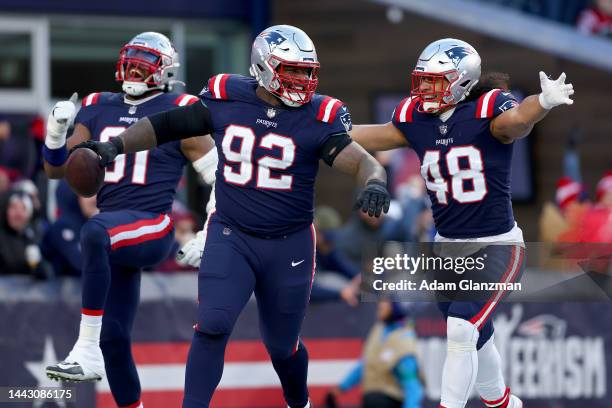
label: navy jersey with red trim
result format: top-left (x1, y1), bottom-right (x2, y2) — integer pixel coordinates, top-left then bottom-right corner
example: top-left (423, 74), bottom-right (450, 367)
top-left (202, 74), bottom-right (352, 237)
top-left (74, 92), bottom-right (199, 214)
top-left (392, 89), bottom-right (519, 238)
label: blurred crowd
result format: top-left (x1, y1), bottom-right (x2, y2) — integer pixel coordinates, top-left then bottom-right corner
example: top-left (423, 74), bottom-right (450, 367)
top-left (577, 0), bottom-right (612, 37)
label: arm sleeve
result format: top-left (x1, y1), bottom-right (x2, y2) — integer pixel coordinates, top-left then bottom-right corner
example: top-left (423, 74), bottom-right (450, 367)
top-left (338, 361), bottom-right (364, 392)
top-left (395, 356), bottom-right (423, 408)
top-left (148, 100), bottom-right (214, 145)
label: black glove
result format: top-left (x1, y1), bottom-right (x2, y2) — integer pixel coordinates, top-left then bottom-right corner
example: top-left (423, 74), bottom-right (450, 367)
top-left (356, 179), bottom-right (391, 217)
top-left (70, 138), bottom-right (123, 167)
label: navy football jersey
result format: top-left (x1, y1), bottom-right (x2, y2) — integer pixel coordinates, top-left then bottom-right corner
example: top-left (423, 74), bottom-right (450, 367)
top-left (202, 74), bottom-right (352, 237)
top-left (75, 92), bottom-right (199, 214)
top-left (392, 89), bottom-right (519, 238)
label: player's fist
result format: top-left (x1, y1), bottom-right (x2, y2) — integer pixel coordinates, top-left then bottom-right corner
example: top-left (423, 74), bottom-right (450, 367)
top-left (46, 92), bottom-right (78, 149)
top-left (538, 71), bottom-right (574, 110)
top-left (176, 229), bottom-right (207, 268)
top-left (356, 179), bottom-right (391, 218)
top-left (71, 139), bottom-right (121, 167)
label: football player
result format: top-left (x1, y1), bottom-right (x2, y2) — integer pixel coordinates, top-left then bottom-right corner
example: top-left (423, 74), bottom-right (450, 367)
top-left (350, 38), bottom-right (574, 408)
top-left (42, 32), bottom-right (217, 408)
top-left (73, 25), bottom-right (390, 408)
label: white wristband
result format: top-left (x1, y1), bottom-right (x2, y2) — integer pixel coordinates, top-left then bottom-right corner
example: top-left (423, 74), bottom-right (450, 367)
top-left (538, 93), bottom-right (553, 110)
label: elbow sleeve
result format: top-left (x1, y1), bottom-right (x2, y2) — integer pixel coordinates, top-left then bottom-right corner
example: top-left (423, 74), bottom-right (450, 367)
top-left (149, 100), bottom-right (214, 145)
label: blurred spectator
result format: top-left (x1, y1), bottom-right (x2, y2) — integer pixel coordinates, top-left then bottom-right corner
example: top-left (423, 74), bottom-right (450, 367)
top-left (0, 189), bottom-right (52, 278)
top-left (40, 180), bottom-right (98, 276)
top-left (335, 209), bottom-right (388, 271)
top-left (0, 115), bottom-right (39, 181)
top-left (0, 115), bottom-right (10, 141)
top-left (0, 166), bottom-right (10, 194)
top-left (382, 175), bottom-right (432, 243)
top-left (325, 300), bottom-right (424, 408)
top-left (577, 0), bottom-right (612, 37)
top-left (539, 176), bottom-right (589, 270)
top-left (561, 171), bottom-right (612, 243)
top-left (310, 206), bottom-right (361, 306)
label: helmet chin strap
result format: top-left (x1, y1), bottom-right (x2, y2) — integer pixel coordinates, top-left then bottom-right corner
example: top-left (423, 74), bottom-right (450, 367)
top-left (122, 81), bottom-right (160, 97)
top-left (279, 90), bottom-right (304, 107)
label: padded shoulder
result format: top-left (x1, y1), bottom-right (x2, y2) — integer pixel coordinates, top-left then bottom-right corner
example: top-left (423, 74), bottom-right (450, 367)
top-left (202, 74), bottom-right (257, 101)
top-left (311, 94), bottom-right (346, 124)
top-left (173, 93), bottom-right (200, 106)
top-left (393, 96), bottom-right (419, 123)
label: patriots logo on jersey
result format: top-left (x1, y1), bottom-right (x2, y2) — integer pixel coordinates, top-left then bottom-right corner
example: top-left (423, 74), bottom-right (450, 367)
top-left (498, 99), bottom-right (519, 113)
top-left (340, 111), bottom-right (352, 132)
top-left (444, 46), bottom-right (474, 67)
top-left (261, 31), bottom-right (287, 50)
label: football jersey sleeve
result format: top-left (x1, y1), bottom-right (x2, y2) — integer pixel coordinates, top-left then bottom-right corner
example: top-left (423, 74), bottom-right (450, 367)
top-left (474, 89), bottom-right (519, 119)
top-left (391, 97), bottom-right (418, 144)
top-left (313, 96), bottom-right (353, 148)
top-left (74, 92), bottom-right (102, 131)
top-left (200, 74), bottom-right (257, 103)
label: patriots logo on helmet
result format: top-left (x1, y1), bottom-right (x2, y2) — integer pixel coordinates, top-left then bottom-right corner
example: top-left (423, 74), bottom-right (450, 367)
top-left (261, 31), bottom-right (287, 50)
top-left (444, 46), bottom-right (474, 67)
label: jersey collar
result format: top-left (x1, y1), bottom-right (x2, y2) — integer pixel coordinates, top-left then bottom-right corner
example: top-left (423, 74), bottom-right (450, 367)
top-left (123, 91), bottom-right (164, 106)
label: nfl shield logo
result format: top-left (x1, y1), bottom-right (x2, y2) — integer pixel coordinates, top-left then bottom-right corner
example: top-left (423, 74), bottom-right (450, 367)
top-left (266, 108), bottom-right (277, 119)
top-left (129, 106), bottom-right (137, 115)
top-left (439, 124), bottom-right (448, 135)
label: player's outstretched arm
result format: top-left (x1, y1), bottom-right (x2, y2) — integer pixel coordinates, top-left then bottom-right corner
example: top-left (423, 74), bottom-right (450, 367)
top-left (491, 71), bottom-right (574, 143)
top-left (181, 135), bottom-right (217, 185)
top-left (43, 93), bottom-right (92, 179)
top-left (350, 122), bottom-right (409, 152)
top-left (72, 101), bottom-right (214, 166)
top-left (332, 142), bottom-right (390, 217)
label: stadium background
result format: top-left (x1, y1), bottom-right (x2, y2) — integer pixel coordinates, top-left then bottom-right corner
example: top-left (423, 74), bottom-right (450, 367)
top-left (0, 0), bottom-right (610, 407)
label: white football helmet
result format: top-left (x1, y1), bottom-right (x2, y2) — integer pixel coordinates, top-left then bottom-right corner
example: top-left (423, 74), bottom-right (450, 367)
top-left (249, 25), bottom-right (320, 107)
top-left (411, 38), bottom-right (481, 113)
top-left (116, 32), bottom-right (180, 96)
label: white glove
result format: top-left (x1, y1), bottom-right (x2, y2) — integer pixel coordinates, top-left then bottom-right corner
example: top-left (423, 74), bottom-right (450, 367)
top-left (46, 92), bottom-right (78, 149)
top-left (176, 229), bottom-right (207, 268)
top-left (538, 72), bottom-right (574, 110)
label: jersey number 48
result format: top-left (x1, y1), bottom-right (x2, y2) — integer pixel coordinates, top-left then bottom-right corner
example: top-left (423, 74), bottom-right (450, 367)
top-left (422, 146), bottom-right (487, 205)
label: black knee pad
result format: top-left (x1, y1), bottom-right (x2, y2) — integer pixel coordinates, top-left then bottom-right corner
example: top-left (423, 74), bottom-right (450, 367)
top-left (197, 308), bottom-right (233, 336)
